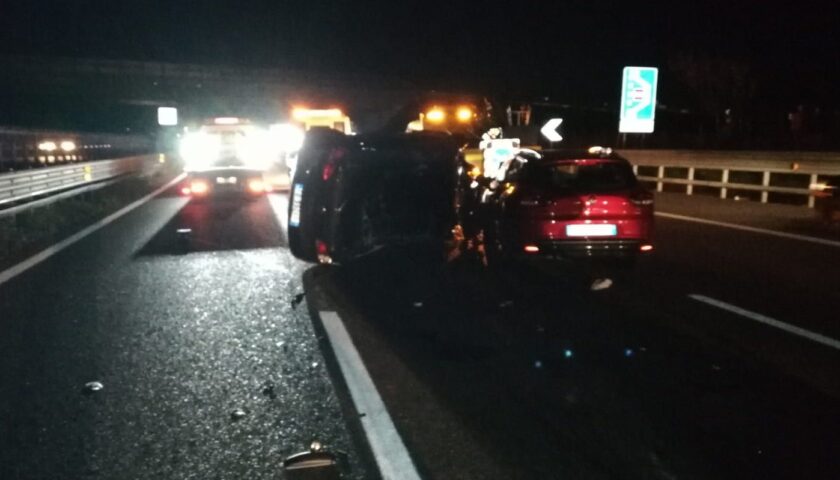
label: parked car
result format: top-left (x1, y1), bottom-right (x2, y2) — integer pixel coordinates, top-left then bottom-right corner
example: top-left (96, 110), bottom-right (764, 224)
top-left (482, 147), bottom-right (654, 267)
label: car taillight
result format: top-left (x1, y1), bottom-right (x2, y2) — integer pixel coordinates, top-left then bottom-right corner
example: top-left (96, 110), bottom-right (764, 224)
top-left (248, 179), bottom-right (265, 193)
top-left (190, 180), bottom-right (209, 195)
top-left (630, 191), bottom-right (654, 206)
top-left (315, 239), bottom-right (333, 264)
top-left (180, 186), bottom-right (192, 196)
top-left (322, 148), bottom-right (345, 181)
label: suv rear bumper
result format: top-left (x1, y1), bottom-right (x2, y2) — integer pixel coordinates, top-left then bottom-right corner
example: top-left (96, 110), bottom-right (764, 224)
top-left (523, 239), bottom-right (647, 259)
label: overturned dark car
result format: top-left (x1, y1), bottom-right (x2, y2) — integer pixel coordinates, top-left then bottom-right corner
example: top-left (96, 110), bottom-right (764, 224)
top-left (288, 128), bottom-right (467, 265)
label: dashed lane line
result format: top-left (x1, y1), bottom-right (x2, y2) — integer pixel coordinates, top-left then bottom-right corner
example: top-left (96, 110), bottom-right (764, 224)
top-left (656, 211), bottom-right (840, 248)
top-left (689, 294), bottom-right (840, 351)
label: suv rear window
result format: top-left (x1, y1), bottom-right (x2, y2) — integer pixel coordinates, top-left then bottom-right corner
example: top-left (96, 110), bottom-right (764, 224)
top-left (521, 160), bottom-right (637, 193)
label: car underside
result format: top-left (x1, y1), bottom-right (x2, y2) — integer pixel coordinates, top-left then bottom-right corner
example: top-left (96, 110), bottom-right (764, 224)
top-left (288, 129), bottom-right (467, 265)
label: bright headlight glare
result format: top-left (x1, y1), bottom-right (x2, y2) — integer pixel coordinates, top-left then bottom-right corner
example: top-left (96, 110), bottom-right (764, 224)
top-left (190, 180), bottom-right (209, 194)
top-left (38, 141), bottom-right (57, 152)
top-left (248, 178), bottom-right (265, 193)
top-left (237, 129), bottom-right (275, 170)
top-left (270, 123), bottom-right (305, 152)
top-left (180, 132), bottom-right (221, 170)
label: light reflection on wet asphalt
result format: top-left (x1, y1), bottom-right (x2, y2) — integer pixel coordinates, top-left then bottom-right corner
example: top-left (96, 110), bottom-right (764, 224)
top-left (0, 193), bottom-right (369, 480)
top-left (1, 188), bottom-right (838, 480)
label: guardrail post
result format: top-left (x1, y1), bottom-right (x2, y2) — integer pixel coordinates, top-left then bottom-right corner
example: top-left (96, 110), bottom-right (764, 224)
top-left (761, 171), bottom-right (771, 203)
top-left (686, 167), bottom-right (695, 195)
top-left (720, 169), bottom-right (729, 199)
top-left (808, 173), bottom-right (817, 208)
top-left (657, 166), bottom-right (664, 192)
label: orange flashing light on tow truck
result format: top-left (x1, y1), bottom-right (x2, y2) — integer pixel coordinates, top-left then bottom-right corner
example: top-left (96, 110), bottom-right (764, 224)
top-left (291, 107), bottom-right (353, 134)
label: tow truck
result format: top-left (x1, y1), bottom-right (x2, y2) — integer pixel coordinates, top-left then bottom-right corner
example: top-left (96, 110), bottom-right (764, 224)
top-left (178, 117), bottom-right (304, 197)
top-left (291, 108), bottom-right (354, 134)
top-left (406, 103), bottom-right (480, 134)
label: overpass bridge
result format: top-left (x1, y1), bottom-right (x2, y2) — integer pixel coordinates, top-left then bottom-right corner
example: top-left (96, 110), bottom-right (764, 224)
top-left (0, 55), bottom-right (428, 132)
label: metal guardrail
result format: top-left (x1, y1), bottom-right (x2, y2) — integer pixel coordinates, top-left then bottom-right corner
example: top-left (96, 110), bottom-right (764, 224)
top-left (0, 155), bottom-right (157, 208)
top-left (620, 150), bottom-right (840, 208)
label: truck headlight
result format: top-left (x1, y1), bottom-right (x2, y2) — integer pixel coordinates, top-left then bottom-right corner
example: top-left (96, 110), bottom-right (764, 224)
top-left (270, 123), bottom-right (305, 153)
top-left (180, 133), bottom-right (221, 171)
top-left (237, 129), bottom-right (275, 170)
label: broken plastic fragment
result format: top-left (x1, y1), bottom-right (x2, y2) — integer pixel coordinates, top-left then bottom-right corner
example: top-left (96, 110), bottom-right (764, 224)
top-left (590, 278), bottom-right (613, 291)
top-left (291, 292), bottom-right (306, 308)
top-left (83, 381), bottom-right (104, 394)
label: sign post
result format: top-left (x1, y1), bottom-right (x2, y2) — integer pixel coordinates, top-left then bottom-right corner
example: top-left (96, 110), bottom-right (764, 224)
top-left (619, 67), bottom-right (658, 134)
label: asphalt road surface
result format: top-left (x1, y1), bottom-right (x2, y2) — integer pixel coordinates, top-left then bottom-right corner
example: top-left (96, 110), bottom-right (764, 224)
top-left (305, 195), bottom-right (840, 479)
top-left (0, 191), bottom-right (372, 480)
top-left (1, 187), bottom-right (839, 479)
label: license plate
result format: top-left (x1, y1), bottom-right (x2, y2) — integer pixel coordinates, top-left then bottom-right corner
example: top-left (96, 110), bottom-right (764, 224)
top-left (216, 176), bottom-right (237, 184)
top-left (566, 224), bottom-right (617, 237)
top-left (289, 183), bottom-right (303, 227)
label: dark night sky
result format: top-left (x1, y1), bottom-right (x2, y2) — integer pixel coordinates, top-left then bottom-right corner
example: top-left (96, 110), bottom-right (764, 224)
top-left (1, 1), bottom-right (839, 106)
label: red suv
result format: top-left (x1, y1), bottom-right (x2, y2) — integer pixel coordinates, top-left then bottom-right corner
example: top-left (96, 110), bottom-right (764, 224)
top-left (487, 148), bottom-right (653, 264)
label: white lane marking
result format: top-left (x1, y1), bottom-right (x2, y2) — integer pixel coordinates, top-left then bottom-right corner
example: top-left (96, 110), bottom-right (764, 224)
top-left (266, 193), bottom-right (289, 233)
top-left (0, 173), bottom-right (186, 287)
top-left (656, 211), bottom-right (840, 249)
top-left (689, 294), bottom-right (840, 351)
top-left (318, 311), bottom-right (422, 480)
